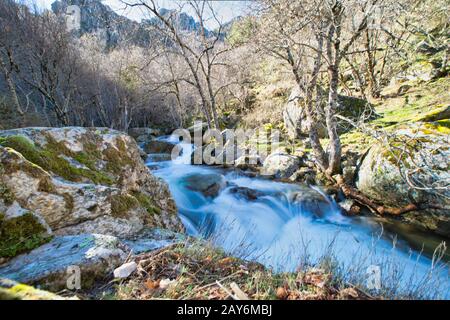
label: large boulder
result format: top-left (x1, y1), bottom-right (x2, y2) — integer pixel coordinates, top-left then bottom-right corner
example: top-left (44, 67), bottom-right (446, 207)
top-left (0, 234), bottom-right (127, 291)
top-left (289, 186), bottom-right (336, 219)
top-left (356, 122), bottom-right (450, 236)
top-left (142, 139), bottom-right (177, 154)
top-left (261, 153), bottom-right (301, 179)
top-left (0, 127), bottom-right (183, 255)
top-left (128, 127), bottom-right (161, 144)
top-left (282, 87), bottom-right (369, 139)
top-left (0, 228), bottom-right (180, 293)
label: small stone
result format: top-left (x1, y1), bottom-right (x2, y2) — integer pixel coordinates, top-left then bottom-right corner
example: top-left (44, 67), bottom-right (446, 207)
top-left (339, 199), bottom-right (361, 216)
top-left (339, 199), bottom-right (355, 212)
top-left (113, 261), bottom-right (137, 279)
top-left (159, 278), bottom-right (176, 290)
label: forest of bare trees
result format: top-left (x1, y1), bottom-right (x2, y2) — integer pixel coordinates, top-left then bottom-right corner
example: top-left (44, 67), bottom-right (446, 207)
top-left (1, 0), bottom-right (448, 176)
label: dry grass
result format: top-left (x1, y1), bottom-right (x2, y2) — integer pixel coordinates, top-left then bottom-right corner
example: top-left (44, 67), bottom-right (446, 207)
top-left (115, 240), bottom-right (372, 300)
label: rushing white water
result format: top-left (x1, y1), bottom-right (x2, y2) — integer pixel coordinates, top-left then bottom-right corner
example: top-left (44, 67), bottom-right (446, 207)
top-left (147, 137), bottom-right (450, 298)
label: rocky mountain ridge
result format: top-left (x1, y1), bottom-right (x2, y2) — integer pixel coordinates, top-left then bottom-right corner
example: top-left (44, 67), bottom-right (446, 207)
top-left (51, 0), bottom-right (214, 48)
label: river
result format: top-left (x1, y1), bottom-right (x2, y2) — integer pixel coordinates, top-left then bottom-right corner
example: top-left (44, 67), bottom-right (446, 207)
top-left (146, 136), bottom-right (450, 299)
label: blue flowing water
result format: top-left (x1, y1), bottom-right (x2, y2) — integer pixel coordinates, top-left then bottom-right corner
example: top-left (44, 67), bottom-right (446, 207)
top-left (147, 137), bottom-right (450, 299)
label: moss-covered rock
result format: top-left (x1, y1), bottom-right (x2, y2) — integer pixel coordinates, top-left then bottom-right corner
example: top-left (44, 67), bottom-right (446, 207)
top-left (0, 278), bottom-right (77, 300)
top-left (181, 173), bottom-right (227, 198)
top-left (356, 122), bottom-right (450, 236)
top-left (0, 127), bottom-right (184, 245)
top-left (0, 234), bottom-right (127, 292)
top-left (0, 134), bottom-right (113, 185)
top-left (0, 209), bottom-right (51, 259)
top-left (142, 139), bottom-right (176, 154)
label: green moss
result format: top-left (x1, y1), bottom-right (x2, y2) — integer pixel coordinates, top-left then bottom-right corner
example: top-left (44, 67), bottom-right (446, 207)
top-left (103, 141), bottom-right (134, 175)
top-left (421, 120), bottom-right (450, 135)
top-left (375, 77), bottom-right (450, 125)
top-left (340, 130), bottom-right (376, 151)
top-left (414, 105), bottom-right (450, 122)
top-left (380, 137), bottom-right (431, 166)
top-left (0, 212), bottom-right (51, 258)
top-left (131, 191), bottom-right (161, 215)
top-left (0, 281), bottom-right (66, 300)
top-left (74, 133), bottom-right (103, 169)
top-left (110, 194), bottom-right (139, 219)
top-left (0, 183), bottom-right (14, 206)
top-left (0, 135), bottom-right (114, 186)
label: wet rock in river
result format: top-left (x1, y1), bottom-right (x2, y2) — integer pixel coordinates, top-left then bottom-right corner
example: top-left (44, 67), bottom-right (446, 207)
top-left (262, 153), bottom-right (301, 179)
top-left (289, 186), bottom-right (334, 218)
top-left (181, 173), bottom-right (227, 198)
top-left (228, 186), bottom-right (266, 201)
top-left (143, 139), bottom-right (176, 154)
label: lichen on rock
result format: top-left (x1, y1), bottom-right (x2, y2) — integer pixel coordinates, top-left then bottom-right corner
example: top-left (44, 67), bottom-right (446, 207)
top-left (0, 127), bottom-right (183, 259)
top-left (356, 122), bottom-right (450, 236)
top-left (0, 278), bottom-right (77, 300)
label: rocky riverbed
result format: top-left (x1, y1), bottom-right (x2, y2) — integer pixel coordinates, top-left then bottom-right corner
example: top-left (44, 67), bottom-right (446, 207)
top-left (0, 122), bottom-right (449, 300)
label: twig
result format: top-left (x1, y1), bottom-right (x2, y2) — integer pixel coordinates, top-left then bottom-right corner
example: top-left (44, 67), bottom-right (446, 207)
top-left (216, 280), bottom-right (238, 300)
top-left (230, 282), bottom-right (250, 300)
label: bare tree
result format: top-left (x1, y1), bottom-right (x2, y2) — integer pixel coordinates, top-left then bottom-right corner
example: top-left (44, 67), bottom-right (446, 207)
top-left (0, 0), bottom-right (29, 117)
top-left (18, 10), bottom-right (80, 126)
top-left (122, 0), bottom-right (234, 129)
top-left (257, 0), bottom-right (381, 175)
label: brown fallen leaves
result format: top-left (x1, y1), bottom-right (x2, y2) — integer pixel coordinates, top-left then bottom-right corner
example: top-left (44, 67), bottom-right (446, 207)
top-left (276, 287), bottom-right (288, 299)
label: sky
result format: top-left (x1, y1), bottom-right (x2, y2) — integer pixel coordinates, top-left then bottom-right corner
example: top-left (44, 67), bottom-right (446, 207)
top-left (34, 0), bottom-right (253, 28)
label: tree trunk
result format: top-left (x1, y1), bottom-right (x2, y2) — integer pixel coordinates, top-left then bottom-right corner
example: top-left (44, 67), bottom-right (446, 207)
top-left (325, 18), bottom-right (342, 176)
top-left (326, 64), bottom-right (342, 175)
top-left (335, 175), bottom-right (421, 216)
top-left (365, 29), bottom-right (380, 99)
top-left (0, 56), bottom-right (23, 116)
top-left (303, 32), bottom-right (328, 171)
